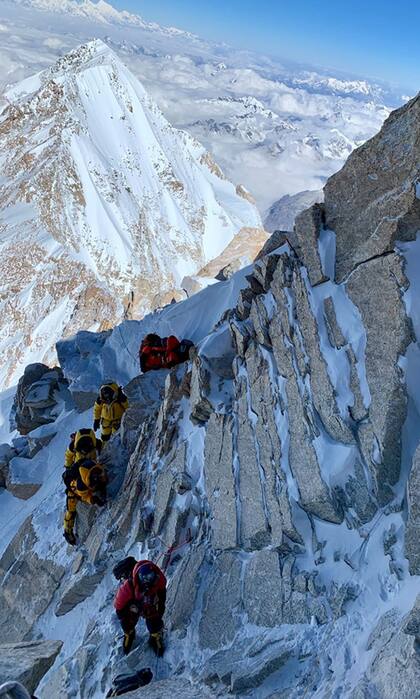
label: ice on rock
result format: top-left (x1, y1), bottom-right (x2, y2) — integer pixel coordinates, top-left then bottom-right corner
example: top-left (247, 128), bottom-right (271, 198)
top-left (1, 66), bottom-right (420, 699)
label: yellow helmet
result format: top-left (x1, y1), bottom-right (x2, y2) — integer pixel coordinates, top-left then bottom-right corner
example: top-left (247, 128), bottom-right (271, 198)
top-left (100, 383), bottom-right (118, 404)
top-left (74, 428), bottom-right (97, 454)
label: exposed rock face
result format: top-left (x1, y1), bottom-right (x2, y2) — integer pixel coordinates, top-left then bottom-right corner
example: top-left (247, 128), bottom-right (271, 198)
top-left (346, 253), bottom-right (413, 502)
top-left (324, 93), bottom-right (420, 281)
top-left (255, 228), bottom-right (302, 261)
top-left (0, 517), bottom-right (65, 642)
top-left (294, 203), bottom-right (328, 286)
top-left (405, 444), bottom-right (420, 574)
top-left (0, 640), bottom-right (62, 694)
top-left (351, 603), bottom-right (420, 699)
top-left (0, 444), bottom-right (16, 488)
top-left (10, 363), bottom-right (71, 435)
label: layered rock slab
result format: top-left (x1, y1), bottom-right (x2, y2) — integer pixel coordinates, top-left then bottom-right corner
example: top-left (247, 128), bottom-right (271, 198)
top-left (324, 93), bottom-right (420, 281)
top-left (0, 517), bottom-right (65, 642)
top-left (346, 252), bottom-right (412, 502)
top-left (0, 640), bottom-right (62, 694)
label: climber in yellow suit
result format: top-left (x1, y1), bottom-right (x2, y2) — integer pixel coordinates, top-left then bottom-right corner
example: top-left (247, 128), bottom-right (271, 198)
top-left (64, 428), bottom-right (103, 469)
top-left (93, 382), bottom-right (129, 442)
top-left (63, 428), bottom-right (104, 545)
top-left (63, 458), bottom-right (108, 546)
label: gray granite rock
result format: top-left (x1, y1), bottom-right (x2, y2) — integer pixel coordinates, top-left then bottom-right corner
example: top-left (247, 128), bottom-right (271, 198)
top-left (0, 517), bottom-right (65, 642)
top-left (204, 413), bottom-right (237, 550)
top-left (189, 357), bottom-right (213, 424)
top-left (245, 345), bottom-right (299, 544)
top-left (405, 444), bottom-right (420, 575)
top-left (235, 373), bottom-right (271, 549)
top-left (118, 679), bottom-right (222, 699)
top-left (0, 444), bottom-right (16, 488)
top-left (324, 94), bottom-right (420, 281)
top-left (55, 569), bottom-right (104, 616)
top-left (292, 271), bottom-right (353, 444)
top-left (120, 370), bottom-right (168, 451)
top-left (294, 203), bottom-right (327, 286)
top-left (351, 614), bottom-right (420, 699)
top-left (346, 253), bottom-right (413, 502)
top-left (166, 546), bottom-right (206, 633)
top-left (344, 460), bottom-right (377, 525)
top-left (404, 594), bottom-right (420, 637)
top-left (323, 296), bottom-right (346, 349)
top-left (243, 550), bottom-right (283, 627)
top-left (0, 640), bottom-right (62, 694)
top-left (346, 347), bottom-right (368, 422)
top-left (10, 364), bottom-right (71, 435)
top-left (199, 553), bottom-right (242, 649)
top-left (269, 314), bottom-right (342, 524)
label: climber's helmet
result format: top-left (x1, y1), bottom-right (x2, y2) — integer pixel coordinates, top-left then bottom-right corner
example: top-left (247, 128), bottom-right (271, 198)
top-left (137, 564), bottom-right (157, 591)
top-left (113, 556), bottom-right (137, 582)
top-left (77, 435), bottom-right (94, 455)
top-left (100, 385), bottom-right (116, 404)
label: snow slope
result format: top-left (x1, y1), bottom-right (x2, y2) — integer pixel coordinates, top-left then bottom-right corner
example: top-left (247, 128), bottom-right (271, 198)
top-left (0, 39), bottom-right (262, 390)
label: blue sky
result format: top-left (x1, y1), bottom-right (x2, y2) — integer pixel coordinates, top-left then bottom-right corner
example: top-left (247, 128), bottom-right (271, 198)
top-left (112, 1), bottom-right (419, 91)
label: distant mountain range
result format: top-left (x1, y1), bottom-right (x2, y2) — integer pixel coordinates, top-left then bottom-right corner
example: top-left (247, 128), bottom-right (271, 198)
top-left (0, 0), bottom-right (409, 213)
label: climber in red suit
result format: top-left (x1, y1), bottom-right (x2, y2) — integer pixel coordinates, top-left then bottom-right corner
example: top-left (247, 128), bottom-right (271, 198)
top-left (114, 559), bottom-right (167, 656)
top-left (139, 334), bottom-right (193, 373)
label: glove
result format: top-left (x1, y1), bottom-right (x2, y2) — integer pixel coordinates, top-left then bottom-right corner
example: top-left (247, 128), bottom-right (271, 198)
top-left (63, 530), bottom-right (76, 546)
top-left (92, 493), bottom-right (106, 507)
top-left (93, 419), bottom-right (100, 431)
top-left (123, 629), bottom-right (135, 655)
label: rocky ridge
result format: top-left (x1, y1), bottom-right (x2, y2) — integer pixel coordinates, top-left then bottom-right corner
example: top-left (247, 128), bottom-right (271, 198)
top-left (0, 93), bottom-right (419, 698)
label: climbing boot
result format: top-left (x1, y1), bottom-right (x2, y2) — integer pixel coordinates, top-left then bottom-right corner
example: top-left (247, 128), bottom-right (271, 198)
top-left (122, 629), bottom-right (135, 655)
top-left (63, 530), bottom-right (76, 546)
top-left (148, 631), bottom-right (165, 657)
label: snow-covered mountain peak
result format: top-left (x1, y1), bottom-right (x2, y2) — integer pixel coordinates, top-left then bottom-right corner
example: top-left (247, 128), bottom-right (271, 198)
top-left (0, 41), bottom-right (263, 389)
top-left (12, 0), bottom-right (197, 37)
top-left (13, 0), bottom-right (143, 25)
top-left (6, 39), bottom-right (117, 102)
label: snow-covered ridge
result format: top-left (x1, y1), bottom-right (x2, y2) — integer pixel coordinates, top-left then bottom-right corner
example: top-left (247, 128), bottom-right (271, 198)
top-left (12, 0), bottom-right (197, 37)
top-left (0, 39), bottom-right (263, 389)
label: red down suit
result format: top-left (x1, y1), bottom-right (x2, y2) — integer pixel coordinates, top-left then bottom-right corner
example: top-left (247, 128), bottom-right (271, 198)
top-left (139, 335), bottom-right (192, 373)
top-left (114, 560), bottom-right (167, 634)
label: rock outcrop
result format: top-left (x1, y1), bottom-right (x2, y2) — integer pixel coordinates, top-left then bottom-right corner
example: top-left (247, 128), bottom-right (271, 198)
top-left (10, 363), bottom-right (71, 435)
top-left (405, 444), bottom-right (420, 574)
top-left (0, 518), bottom-right (65, 642)
top-left (0, 640), bottom-right (62, 694)
top-left (324, 93), bottom-right (420, 281)
top-left (350, 601), bottom-right (420, 699)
